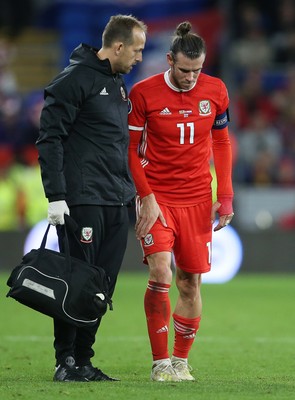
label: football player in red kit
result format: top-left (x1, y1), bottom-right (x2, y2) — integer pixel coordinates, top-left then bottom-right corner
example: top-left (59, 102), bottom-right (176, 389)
top-left (128, 21), bottom-right (234, 382)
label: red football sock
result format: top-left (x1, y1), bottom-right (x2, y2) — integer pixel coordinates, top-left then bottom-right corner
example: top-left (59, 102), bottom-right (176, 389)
top-left (144, 280), bottom-right (171, 361)
top-left (172, 313), bottom-right (201, 359)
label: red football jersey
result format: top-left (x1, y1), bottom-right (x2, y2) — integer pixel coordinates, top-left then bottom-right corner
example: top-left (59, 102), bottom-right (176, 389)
top-left (128, 71), bottom-right (232, 206)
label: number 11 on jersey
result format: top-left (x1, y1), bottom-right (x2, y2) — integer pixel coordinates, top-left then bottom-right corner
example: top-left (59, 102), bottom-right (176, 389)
top-left (177, 122), bottom-right (195, 144)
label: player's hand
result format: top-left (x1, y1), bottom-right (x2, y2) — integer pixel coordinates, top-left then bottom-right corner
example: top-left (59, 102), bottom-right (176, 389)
top-left (135, 193), bottom-right (167, 240)
top-left (48, 200), bottom-right (70, 225)
top-left (211, 201), bottom-right (234, 232)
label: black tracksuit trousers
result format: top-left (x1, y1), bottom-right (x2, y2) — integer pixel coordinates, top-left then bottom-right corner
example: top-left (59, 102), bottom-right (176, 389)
top-left (54, 205), bottom-right (129, 367)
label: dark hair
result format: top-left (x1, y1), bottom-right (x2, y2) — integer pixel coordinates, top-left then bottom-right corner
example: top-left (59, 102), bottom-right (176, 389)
top-left (102, 14), bottom-right (147, 48)
top-left (170, 21), bottom-right (206, 61)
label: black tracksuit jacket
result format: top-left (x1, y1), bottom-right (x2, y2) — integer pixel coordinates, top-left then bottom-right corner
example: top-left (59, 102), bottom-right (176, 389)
top-left (36, 43), bottom-right (135, 207)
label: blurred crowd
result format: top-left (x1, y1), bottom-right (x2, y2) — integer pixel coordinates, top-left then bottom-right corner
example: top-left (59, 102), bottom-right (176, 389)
top-left (1, 0), bottom-right (295, 231)
top-left (0, 38), bottom-right (47, 231)
top-left (229, 0), bottom-right (295, 186)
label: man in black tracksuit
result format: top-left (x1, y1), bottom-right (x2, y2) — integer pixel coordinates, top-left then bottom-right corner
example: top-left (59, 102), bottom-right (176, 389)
top-left (36, 15), bottom-right (147, 382)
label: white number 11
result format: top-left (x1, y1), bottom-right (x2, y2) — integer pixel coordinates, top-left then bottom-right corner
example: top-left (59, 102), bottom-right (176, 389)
top-left (177, 122), bottom-right (195, 144)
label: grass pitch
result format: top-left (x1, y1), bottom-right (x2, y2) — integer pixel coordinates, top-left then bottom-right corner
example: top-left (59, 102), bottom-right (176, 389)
top-left (0, 271), bottom-right (294, 400)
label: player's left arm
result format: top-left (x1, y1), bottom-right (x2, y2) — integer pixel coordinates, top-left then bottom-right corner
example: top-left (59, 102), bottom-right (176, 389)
top-left (211, 109), bottom-right (234, 231)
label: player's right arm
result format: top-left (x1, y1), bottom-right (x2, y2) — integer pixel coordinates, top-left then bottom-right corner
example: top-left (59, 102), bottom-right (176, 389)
top-left (128, 128), bottom-right (167, 239)
top-left (128, 88), bottom-right (167, 239)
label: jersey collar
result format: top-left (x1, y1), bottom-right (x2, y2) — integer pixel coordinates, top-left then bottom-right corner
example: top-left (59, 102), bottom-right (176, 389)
top-left (164, 69), bottom-right (196, 92)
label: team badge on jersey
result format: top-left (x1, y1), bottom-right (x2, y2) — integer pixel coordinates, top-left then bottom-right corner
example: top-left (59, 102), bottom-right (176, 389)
top-left (80, 227), bottom-right (93, 243)
top-left (199, 100), bottom-right (211, 116)
top-left (143, 233), bottom-right (154, 247)
top-left (120, 86), bottom-right (127, 101)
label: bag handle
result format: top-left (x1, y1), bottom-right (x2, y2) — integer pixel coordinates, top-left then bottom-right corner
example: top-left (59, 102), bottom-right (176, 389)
top-left (38, 215), bottom-right (94, 274)
top-left (38, 215), bottom-right (87, 273)
top-left (39, 223), bottom-right (52, 250)
top-left (37, 222), bottom-right (72, 273)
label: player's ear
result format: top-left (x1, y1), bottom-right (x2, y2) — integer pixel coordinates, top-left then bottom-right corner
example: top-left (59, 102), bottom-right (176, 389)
top-left (167, 52), bottom-right (173, 66)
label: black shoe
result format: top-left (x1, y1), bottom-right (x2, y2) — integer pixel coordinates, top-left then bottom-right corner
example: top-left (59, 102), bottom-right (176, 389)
top-left (78, 364), bottom-right (120, 381)
top-left (54, 356), bottom-right (88, 382)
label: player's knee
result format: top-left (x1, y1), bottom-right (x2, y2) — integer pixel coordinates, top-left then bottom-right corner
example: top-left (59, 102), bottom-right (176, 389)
top-left (176, 272), bottom-right (200, 297)
top-left (147, 252), bottom-right (172, 283)
top-left (149, 265), bottom-right (172, 283)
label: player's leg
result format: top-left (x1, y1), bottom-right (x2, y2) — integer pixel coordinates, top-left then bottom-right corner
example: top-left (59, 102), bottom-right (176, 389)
top-left (171, 270), bottom-right (201, 381)
top-left (139, 202), bottom-right (180, 381)
top-left (171, 201), bottom-right (212, 380)
top-left (145, 251), bottom-right (180, 382)
top-left (146, 251), bottom-right (172, 362)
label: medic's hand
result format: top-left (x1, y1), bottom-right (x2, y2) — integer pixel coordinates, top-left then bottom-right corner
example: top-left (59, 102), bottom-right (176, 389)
top-left (47, 200), bottom-right (70, 225)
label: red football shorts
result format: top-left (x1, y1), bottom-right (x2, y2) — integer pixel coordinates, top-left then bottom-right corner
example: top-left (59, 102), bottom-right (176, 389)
top-left (139, 200), bottom-right (213, 274)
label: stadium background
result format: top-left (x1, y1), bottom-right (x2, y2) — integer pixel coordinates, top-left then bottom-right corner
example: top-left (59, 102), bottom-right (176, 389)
top-left (0, 0), bottom-right (294, 275)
